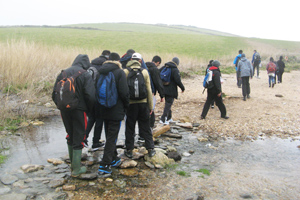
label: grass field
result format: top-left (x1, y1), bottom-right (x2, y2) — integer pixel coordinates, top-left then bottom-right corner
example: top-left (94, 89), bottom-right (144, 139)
top-left (0, 23), bottom-right (299, 129)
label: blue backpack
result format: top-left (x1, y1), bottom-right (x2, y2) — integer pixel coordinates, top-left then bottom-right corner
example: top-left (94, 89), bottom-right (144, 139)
top-left (203, 70), bottom-right (214, 89)
top-left (96, 72), bottom-right (118, 108)
top-left (160, 67), bottom-right (171, 85)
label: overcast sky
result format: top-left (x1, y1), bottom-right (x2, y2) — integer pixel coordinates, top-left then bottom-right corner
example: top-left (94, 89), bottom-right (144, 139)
top-left (1, 0), bottom-right (299, 42)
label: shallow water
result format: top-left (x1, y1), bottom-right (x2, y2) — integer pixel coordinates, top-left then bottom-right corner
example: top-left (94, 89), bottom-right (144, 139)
top-left (1, 116), bottom-right (300, 199)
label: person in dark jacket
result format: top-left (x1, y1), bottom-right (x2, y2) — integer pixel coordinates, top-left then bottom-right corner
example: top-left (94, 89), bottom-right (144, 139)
top-left (206, 60), bottom-right (215, 108)
top-left (120, 49), bottom-right (135, 69)
top-left (159, 57), bottom-right (185, 124)
top-left (146, 55), bottom-right (165, 130)
top-left (201, 60), bottom-right (228, 119)
top-left (276, 56), bottom-right (285, 83)
top-left (85, 50), bottom-right (110, 151)
top-left (251, 50), bottom-right (261, 78)
top-left (96, 53), bottom-right (130, 176)
top-left (233, 50), bottom-right (243, 87)
top-left (52, 54), bottom-right (95, 177)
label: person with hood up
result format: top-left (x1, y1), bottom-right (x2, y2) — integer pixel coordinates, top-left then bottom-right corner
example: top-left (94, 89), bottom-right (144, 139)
top-left (52, 54), bottom-right (95, 177)
top-left (146, 55), bottom-right (165, 131)
top-left (96, 53), bottom-right (130, 176)
top-left (237, 53), bottom-right (253, 101)
top-left (85, 50), bottom-right (111, 150)
top-left (276, 56), bottom-right (285, 83)
top-left (200, 60), bottom-right (228, 119)
top-left (123, 53), bottom-right (155, 158)
top-left (159, 57), bottom-right (185, 124)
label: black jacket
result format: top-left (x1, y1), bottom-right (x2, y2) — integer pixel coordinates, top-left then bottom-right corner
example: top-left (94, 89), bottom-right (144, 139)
top-left (146, 62), bottom-right (165, 98)
top-left (276, 59), bottom-right (285, 73)
top-left (91, 55), bottom-right (107, 71)
top-left (208, 66), bottom-right (222, 94)
top-left (95, 61), bottom-right (129, 121)
top-left (159, 61), bottom-right (185, 99)
top-left (52, 54), bottom-right (95, 113)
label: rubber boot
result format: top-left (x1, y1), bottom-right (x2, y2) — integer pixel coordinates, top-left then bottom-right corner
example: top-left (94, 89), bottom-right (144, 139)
top-left (71, 149), bottom-right (87, 177)
top-left (67, 145), bottom-right (73, 163)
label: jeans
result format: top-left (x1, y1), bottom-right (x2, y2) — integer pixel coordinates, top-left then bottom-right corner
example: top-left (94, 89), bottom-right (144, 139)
top-left (269, 75), bottom-right (275, 86)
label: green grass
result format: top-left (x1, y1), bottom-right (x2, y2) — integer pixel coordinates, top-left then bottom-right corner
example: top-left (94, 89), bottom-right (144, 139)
top-left (0, 117), bottom-right (23, 133)
top-left (195, 168), bottom-right (211, 176)
top-left (0, 154), bottom-right (7, 165)
top-left (176, 170), bottom-right (190, 177)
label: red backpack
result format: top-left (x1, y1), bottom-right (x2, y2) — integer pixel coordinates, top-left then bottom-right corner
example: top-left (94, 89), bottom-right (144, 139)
top-left (268, 62), bottom-right (276, 72)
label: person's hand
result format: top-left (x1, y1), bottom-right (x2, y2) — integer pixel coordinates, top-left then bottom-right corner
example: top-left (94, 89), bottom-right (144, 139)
top-left (150, 110), bottom-right (153, 115)
top-left (160, 97), bottom-right (164, 102)
top-left (181, 90), bottom-right (184, 93)
top-left (217, 92), bottom-right (222, 97)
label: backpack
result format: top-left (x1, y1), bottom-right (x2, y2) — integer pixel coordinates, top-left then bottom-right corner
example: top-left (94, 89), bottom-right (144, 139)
top-left (96, 71), bottom-right (118, 108)
top-left (254, 53), bottom-right (261, 61)
top-left (268, 62), bottom-right (276, 72)
top-left (54, 69), bottom-right (85, 111)
top-left (160, 66), bottom-right (172, 85)
top-left (127, 68), bottom-right (147, 100)
top-left (87, 66), bottom-right (99, 81)
top-left (203, 70), bottom-right (214, 89)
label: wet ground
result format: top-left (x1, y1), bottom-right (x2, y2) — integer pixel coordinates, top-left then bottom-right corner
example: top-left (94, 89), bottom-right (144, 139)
top-left (1, 116), bottom-right (300, 199)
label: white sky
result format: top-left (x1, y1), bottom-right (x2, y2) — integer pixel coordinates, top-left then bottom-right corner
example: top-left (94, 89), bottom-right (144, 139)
top-left (1, 0), bottom-right (299, 41)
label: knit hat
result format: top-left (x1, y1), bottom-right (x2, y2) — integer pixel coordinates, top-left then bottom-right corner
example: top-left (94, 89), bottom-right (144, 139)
top-left (132, 53), bottom-right (142, 60)
top-left (212, 60), bottom-right (220, 67)
top-left (241, 53), bottom-right (246, 58)
top-left (109, 52), bottom-right (120, 61)
top-left (172, 57), bottom-right (180, 66)
top-left (101, 50), bottom-right (111, 59)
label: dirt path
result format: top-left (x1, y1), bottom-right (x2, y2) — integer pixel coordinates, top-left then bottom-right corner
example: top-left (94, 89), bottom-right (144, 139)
top-left (155, 70), bottom-right (300, 140)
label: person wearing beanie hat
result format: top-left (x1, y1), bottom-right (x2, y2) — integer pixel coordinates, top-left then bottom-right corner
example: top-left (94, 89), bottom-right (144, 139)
top-left (101, 50), bottom-right (111, 59)
top-left (237, 53), bottom-right (253, 101)
top-left (159, 57), bottom-right (185, 124)
top-left (96, 52), bottom-right (130, 176)
top-left (201, 60), bottom-right (228, 119)
top-left (233, 50), bottom-right (243, 88)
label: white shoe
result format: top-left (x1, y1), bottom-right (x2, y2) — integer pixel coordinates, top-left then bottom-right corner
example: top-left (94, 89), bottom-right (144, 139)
top-left (159, 120), bottom-right (169, 125)
top-left (167, 119), bottom-right (174, 123)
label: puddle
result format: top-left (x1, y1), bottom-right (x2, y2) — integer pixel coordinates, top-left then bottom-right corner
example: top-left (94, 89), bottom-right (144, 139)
top-left (1, 116), bottom-right (300, 199)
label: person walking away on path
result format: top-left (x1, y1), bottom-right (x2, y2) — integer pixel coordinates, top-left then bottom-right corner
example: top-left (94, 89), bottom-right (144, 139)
top-left (123, 53), bottom-right (156, 158)
top-left (237, 53), bottom-right (253, 101)
top-left (146, 56), bottom-right (165, 131)
top-left (206, 60), bottom-right (215, 108)
top-left (201, 60), bottom-right (229, 119)
top-left (96, 53), bottom-right (130, 176)
top-left (252, 50), bottom-right (261, 78)
top-left (266, 57), bottom-right (277, 88)
top-left (276, 56), bottom-right (285, 83)
top-left (233, 50), bottom-right (243, 87)
top-left (52, 54), bottom-right (95, 177)
top-left (159, 57), bottom-right (185, 124)
top-left (85, 50), bottom-right (110, 150)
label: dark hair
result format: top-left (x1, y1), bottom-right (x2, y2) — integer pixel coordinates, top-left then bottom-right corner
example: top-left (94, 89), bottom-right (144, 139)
top-left (109, 52), bottom-right (120, 61)
top-left (101, 50), bottom-right (111, 56)
top-left (280, 56), bottom-right (283, 60)
top-left (239, 50), bottom-right (243, 54)
top-left (152, 56), bottom-right (161, 64)
top-left (270, 57), bottom-right (274, 62)
top-left (126, 49), bottom-right (135, 54)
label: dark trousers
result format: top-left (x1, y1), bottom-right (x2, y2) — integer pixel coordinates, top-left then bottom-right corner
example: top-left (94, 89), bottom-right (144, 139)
top-left (100, 120), bottom-right (121, 166)
top-left (241, 77), bottom-right (250, 97)
top-left (160, 95), bottom-right (174, 122)
top-left (253, 61), bottom-right (260, 76)
top-left (149, 112), bottom-right (155, 128)
top-left (236, 70), bottom-right (242, 87)
top-left (201, 91), bottom-right (227, 118)
top-left (277, 71), bottom-right (284, 83)
top-left (125, 103), bottom-right (154, 150)
top-left (61, 109), bottom-right (87, 150)
top-left (86, 110), bottom-right (103, 144)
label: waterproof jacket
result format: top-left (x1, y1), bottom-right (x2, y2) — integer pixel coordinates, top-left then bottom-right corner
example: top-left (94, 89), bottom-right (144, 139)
top-left (208, 66), bottom-right (222, 94)
top-left (91, 55), bottom-right (107, 71)
top-left (276, 59), bottom-right (285, 73)
top-left (233, 54), bottom-right (242, 70)
top-left (146, 62), bottom-right (165, 99)
top-left (95, 61), bottom-right (130, 121)
top-left (52, 54), bottom-right (95, 113)
top-left (237, 57), bottom-right (253, 78)
top-left (159, 61), bottom-right (185, 99)
top-left (124, 60), bottom-right (153, 110)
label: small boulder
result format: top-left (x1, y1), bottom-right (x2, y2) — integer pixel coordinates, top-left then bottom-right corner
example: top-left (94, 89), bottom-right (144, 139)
top-left (21, 164), bottom-right (44, 173)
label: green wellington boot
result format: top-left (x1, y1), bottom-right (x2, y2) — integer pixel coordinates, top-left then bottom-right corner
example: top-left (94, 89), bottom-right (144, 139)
top-left (71, 149), bottom-right (87, 177)
top-left (67, 145), bottom-right (73, 163)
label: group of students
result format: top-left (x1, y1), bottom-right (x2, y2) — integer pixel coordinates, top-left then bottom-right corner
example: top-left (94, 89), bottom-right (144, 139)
top-left (233, 49), bottom-right (286, 101)
top-left (52, 49), bottom-right (185, 177)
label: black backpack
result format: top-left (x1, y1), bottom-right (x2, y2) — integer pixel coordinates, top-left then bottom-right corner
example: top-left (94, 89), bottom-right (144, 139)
top-left (127, 68), bottom-right (147, 100)
top-left (54, 69), bottom-right (85, 111)
top-left (254, 52), bottom-right (261, 61)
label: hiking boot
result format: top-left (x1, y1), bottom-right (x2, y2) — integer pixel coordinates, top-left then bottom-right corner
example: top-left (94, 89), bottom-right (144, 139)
top-left (91, 142), bottom-right (105, 151)
top-left (148, 149), bottom-right (156, 157)
top-left (243, 96), bottom-right (246, 101)
top-left (111, 157), bottom-right (121, 168)
top-left (247, 95), bottom-right (250, 99)
top-left (124, 149), bottom-right (133, 158)
top-left (200, 116), bottom-right (205, 120)
top-left (98, 165), bottom-right (112, 176)
top-left (71, 149), bottom-right (87, 177)
top-left (272, 83), bottom-right (275, 88)
top-left (221, 116), bottom-right (229, 119)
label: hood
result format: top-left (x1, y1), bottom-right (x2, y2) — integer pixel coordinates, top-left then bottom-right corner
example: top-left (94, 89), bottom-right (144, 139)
top-left (126, 60), bottom-right (141, 69)
top-left (240, 57), bottom-right (247, 62)
top-left (98, 61), bottom-right (122, 74)
top-left (165, 61), bottom-right (177, 68)
top-left (72, 54), bottom-right (91, 70)
top-left (91, 56), bottom-right (107, 66)
top-left (146, 62), bottom-right (156, 69)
